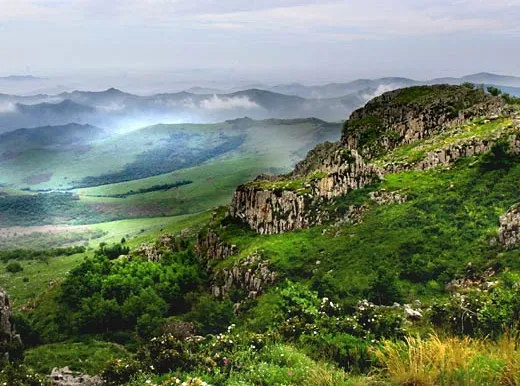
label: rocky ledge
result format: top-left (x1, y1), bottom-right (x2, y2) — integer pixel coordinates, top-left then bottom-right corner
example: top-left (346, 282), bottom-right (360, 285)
top-left (210, 253), bottom-right (277, 304)
top-left (0, 289), bottom-right (22, 361)
top-left (229, 86), bottom-right (510, 236)
top-left (48, 367), bottom-right (104, 386)
top-left (499, 204), bottom-right (520, 248)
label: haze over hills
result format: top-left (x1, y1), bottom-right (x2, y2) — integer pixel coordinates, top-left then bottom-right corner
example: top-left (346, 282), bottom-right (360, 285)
top-left (0, 72), bottom-right (519, 135)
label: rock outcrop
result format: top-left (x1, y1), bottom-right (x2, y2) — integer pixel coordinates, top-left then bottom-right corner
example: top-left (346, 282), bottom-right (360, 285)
top-left (499, 204), bottom-right (520, 249)
top-left (229, 85), bottom-right (508, 235)
top-left (210, 253), bottom-right (277, 302)
top-left (343, 85), bottom-right (504, 158)
top-left (48, 367), bottom-right (104, 386)
top-left (230, 149), bottom-right (380, 234)
top-left (195, 230), bottom-right (238, 261)
top-left (0, 289), bottom-right (22, 361)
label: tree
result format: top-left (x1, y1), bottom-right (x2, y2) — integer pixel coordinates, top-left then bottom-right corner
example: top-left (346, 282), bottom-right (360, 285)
top-left (487, 86), bottom-right (502, 97)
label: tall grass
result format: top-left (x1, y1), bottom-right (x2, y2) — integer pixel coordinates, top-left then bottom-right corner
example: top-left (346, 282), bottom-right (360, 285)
top-left (374, 333), bottom-right (520, 385)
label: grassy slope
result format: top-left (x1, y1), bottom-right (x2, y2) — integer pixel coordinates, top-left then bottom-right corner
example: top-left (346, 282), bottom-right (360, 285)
top-left (0, 119), bottom-right (341, 227)
top-left (216, 129), bottom-right (520, 308)
top-left (1, 211), bottom-right (212, 307)
top-left (0, 120), bottom-right (339, 190)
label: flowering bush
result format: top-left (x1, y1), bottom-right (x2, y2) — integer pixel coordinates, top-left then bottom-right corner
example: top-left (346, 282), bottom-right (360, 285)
top-left (0, 364), bottom-right (50, 386)
top-left (138, 334), bottom-right (211, 374)
top-left (429, 279), bottom-right (520, 337)
top-left (102, 357), bottom-right (144, 386)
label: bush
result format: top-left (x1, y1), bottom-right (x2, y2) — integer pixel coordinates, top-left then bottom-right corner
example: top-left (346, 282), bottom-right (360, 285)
top-left (102, 357), bottom-right (143, 386)
top-left (6, 261), bottom-right (23, 273)
top-left (299, 333), bottom-right (372, 373)
top-left (185, 295), bottom-right (234, 335)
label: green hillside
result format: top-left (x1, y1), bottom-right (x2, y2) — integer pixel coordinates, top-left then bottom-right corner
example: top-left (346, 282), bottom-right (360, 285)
top-left (3, 86), bottom-right (520, 385)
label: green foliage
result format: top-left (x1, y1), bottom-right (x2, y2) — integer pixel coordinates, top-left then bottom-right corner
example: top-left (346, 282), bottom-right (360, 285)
top-left (87, 180), bottom-right (193, 199)
top-left (24, 341), bottom-right (130, 375)
top-left (367, 267), bottom-right (403, 305)
top-left (429, 278), bottom-right (520, 337)
top-left (0, 364), bottom-right (50, 386)
top-left (102, 357), bottom-right (144, 386)
top-left (487, 86), bottom-right (502, 97)
top-left (31, 243), bottom-right (205, 340)
top-left (185, 295), bottom-right (235, 336)
top-left (6, 261), bottom-right (23, 273)
top-left (0, 246), bottom-right (86, 263)
top-left (77, 134), bottom-right (246, 188)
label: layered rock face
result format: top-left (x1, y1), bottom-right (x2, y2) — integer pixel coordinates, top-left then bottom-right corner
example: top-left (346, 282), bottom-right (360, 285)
top-left (230, 85), bottom-right (504, 235)
top-left (342, 85), bottom-right (504, 158)
top-left (210, 253), bottom-right (277, 302)
top-left (195, 230), bottom-right (237, 261)
top-left (0, 289), bottom-right (22, 361)
top-left (230, 149), bottom-right (380, 234)
top-left (499, 205), bottom-right (520, 248)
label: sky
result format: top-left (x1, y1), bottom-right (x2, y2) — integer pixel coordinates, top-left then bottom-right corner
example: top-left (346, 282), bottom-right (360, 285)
top-left (0, 0), bottom-right (519, 84)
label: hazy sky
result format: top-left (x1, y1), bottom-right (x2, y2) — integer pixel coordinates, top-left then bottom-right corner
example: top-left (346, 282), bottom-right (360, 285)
top-left (1, 0), bottom-right (519, 83)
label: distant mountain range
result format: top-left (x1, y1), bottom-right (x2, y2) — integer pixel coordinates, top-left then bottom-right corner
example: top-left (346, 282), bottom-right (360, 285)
top-left (0, 123), bottom-right (105, 152)
top-left (0, 72), bottom-right (518, 134)
top-left (232, 73), bottom-right (520, 99)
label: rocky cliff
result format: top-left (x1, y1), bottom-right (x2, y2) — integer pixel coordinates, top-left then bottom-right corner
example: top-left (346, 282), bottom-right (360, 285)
top-left (499, 204), bottom-right (520, 248)
top-left (0, 289), bottom-right (22, 361)
top-left (342, 85), bottom-right (504, 158)
top-left (229, 85), bottom-right (506, 235)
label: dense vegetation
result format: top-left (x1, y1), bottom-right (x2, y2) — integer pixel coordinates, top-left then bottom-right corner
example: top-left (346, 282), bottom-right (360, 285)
top-left (0, 192), bottom-right (112, 226)
top-left (0, 246), bottom-right (86, 263)
top-left (87, 180), bottom-right (193, 198)
top-left (76, 134), bottom-right (245, 188)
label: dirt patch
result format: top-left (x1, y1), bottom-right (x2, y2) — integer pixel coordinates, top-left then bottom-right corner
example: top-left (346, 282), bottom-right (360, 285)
top-left (23, 173), bottom-right (53, 185)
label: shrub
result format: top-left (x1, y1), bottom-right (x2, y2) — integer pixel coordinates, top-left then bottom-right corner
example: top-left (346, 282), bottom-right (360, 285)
top-left (299, 333), bottom-right (372, 373)
top-left (102, 357), bottom-right (143, 386)
top-left (6, 261), bottom-right (23, 273)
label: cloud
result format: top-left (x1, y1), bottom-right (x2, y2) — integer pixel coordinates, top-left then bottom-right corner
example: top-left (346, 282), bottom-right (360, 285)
top-left (199, 95), bottom-right (262, 110)
top-left (361, 85), bottom-right (401, 102)
top-left (0, 102), bottom-right (18, 113)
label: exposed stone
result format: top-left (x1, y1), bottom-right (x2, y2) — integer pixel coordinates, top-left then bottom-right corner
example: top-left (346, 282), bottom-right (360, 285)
top-left (343, 85), bottom-right (504, 158)
top-left (229, 85), bottom-right (505, 236)
top-left (499, 204), bottom-right (520, 248)
top-left (0, 289), bottom-right (22, 361)
top-left (445, 266), bottom-right (497, 292)
top-left (48, 367), bottom-right (104, 386)
top-left (230, 149), bottom-right (379, 234)
top-left (403, 304), bottom-right (423, 321)
top-left (210, 253), bottom-right (277, 303)
top-left (195, 229), bottom-right (238, 261)
top-left (134, 243), bottom-right (162, 262)
top-left (369, 190), bottom-right (408, 205)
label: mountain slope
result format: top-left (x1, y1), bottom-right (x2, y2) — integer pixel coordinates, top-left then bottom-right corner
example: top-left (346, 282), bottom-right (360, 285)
top-left (15, 85), bottom-right (520, 386)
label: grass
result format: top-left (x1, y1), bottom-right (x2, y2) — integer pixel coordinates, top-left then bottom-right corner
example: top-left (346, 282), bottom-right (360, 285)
top-left (0, 253), bottom-right (85, 307)
top-left (0, 119), bottom-right (340, 191)
top-left (374, 333), bottom-right (520, 385)
top-left (25, 341), bottom-right (130, 375)
top-left (0, 119), bottom-right (341, 227)
top-left (376, 118), bottom-right (514, 166)
top-left (0, 212), bottom-right (211, 307)
top-left (214, 155), bottom-right (520, 308)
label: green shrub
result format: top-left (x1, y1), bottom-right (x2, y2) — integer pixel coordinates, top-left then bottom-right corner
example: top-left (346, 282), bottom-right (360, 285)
top-left (6, 261), bottom-right (23, 273)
